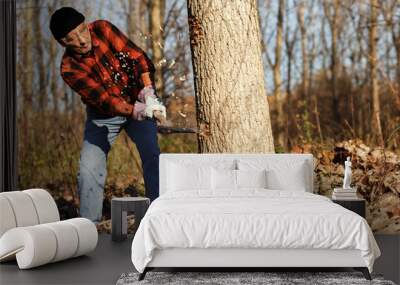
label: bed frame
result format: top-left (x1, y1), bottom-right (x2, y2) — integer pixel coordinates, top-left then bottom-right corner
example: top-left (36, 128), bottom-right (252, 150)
top-left (138, 153), bottom-right (372, 281)
top-left (140, 248), bottom-right (370, 280)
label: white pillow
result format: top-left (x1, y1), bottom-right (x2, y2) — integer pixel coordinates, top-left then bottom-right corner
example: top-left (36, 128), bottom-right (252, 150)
top-left (265, 163), bottom-right (307, 191)
top-left (236, 169), bottom-right (268, 188)
top-left (237, 159), bottom-right (309, 191)
top-left (212, 168), bottom-right (237, 190)
top-left (167, 162), bottom-right (212, 191)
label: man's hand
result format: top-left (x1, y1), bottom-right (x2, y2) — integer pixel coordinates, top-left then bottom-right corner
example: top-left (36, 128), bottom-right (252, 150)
top-left (137, 85), bottom-right (167, 124)
top-left (144, 95), bottom-right (166, 119)
top-left (137, 85), bottom-right (156, 103)
top-left (153, 110), bottom-right (166, 125)
top-left (131, 101), bottom-right (146, 121)
top-left (130, 101), bottom-right (166, 123)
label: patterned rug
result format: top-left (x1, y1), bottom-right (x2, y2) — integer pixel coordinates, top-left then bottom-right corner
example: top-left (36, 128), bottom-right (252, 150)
top-left (116, 271), bottom-right (396, 285)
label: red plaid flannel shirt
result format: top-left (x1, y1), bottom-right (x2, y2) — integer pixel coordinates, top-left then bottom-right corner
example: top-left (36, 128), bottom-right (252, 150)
top-left (60, 19), bottom-right (156, 117)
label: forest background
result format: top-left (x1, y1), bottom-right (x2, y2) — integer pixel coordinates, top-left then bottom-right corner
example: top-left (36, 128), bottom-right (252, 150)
top-left (16, 0), bottom-right (400, 233)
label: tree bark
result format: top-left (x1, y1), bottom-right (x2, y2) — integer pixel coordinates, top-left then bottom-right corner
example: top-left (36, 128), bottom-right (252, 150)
top-left (349, 4), bottom-right (366, 139)
top-left (309, 33), bottom-right (323, 143)
top-left (273, 0), bottom-right (284, 148)
top-left (20, 2), bottom-right (33, 149)
top-left (127, 0), bottom-right (144, 48)
top-left (323, 0), bottom-right (341, 125)
top-left (369, 0), bottom-right (384, 146)
top-left (380, 0), bottom-right (400, 112)
top-left (149, 0), bottom-right (166, 97)
top-left (284, 32), bottom-right (294, 150)
top-left (33, 0), bottom-right (46, 110)
top-left (187, 0), bottom-right (274, 153)
top-left (284, 1), bottom-right (297, 150)
top-left (48, 4), bottom-right (58, 114)
top-left (297, 0), bottom-right (308, 105)
top-left (140, 0), bottom-right (150, 50)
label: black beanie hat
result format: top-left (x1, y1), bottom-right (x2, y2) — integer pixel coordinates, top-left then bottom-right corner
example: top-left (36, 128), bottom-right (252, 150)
top-left (50, 7), bottom-right (85, 41)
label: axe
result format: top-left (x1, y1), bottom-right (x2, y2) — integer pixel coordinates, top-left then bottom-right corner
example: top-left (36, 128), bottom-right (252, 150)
top-left (153, 110), bottom-right (198, 134)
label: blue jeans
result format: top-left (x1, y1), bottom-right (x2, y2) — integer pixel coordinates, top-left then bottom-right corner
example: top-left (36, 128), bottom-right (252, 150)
top-left (77, 106), bottom-right (160, 223)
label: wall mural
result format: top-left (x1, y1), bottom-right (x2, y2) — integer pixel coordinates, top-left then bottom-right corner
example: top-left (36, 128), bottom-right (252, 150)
top-left (14, 0), bottom-right (399, 235)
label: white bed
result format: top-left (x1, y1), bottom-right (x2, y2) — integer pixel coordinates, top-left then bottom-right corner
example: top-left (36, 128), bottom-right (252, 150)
top-left (131, 153), bottom-right (381, 281)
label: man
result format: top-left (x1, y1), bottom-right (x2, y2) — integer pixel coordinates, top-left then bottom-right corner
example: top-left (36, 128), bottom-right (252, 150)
top-left (49, 7), bottom-right (166, 223)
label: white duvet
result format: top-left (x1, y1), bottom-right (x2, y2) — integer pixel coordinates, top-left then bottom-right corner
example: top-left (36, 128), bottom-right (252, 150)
top-left (131, 189), bottom-right (381, 273)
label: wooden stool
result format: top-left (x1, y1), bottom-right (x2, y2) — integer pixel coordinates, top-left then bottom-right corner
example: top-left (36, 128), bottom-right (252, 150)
top-left (111, 197), bottom-right (150, 242)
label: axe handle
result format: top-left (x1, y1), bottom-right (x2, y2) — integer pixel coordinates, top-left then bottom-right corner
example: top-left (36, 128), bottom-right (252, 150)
top-left (157, 126), bottom-right (198, 134)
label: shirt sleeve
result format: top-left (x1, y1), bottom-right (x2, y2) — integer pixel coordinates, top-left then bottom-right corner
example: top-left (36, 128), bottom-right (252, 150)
top-left (61, 67), bottom-right (134, 117)
top-left (100, 19), bottom-right (156, 75)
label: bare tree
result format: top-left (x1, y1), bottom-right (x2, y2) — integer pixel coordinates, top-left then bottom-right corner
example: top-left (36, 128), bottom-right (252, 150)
top-left (284, 1), bottom-right (298, 149)
top-left (48, 2), bottom-right (59, 114)
top-left (296, 0), bottom-right (308, 104)
top-left (149, 0), bottom-right (166, 97)
top-left (268, 0), bottom-right (284, 148)
top-left (187, 0), bottom-right (274, 152)
top-left (124, 0), bottom-right (145, 48)
top-left (323, 0), bottom-right (343, 124)
top-left (309, 32), bottom-right (323, 143)
top-left (33, 0), bottom-right (47, 110)
top-left (19, 1), bottom-right (34, 137)
top-left (380, 0), bottom-right (400, 112)
top-left (368, 0), bottom-right (384, 146)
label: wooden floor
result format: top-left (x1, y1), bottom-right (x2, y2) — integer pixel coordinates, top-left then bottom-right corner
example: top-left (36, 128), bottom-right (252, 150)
top-left (0, 234), bottom-right (398, 285)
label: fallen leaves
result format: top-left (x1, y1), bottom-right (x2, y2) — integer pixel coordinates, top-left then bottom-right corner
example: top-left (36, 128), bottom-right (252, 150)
top-left (314, 138), bottom-right (399, 233)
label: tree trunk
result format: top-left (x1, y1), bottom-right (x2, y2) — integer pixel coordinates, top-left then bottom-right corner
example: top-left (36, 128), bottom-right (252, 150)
top-left (140, 0), bottom-right (150, 50)
top-left (396, 48), bottom-right (400, 111)
top-left (297, 0), bottom-right (308, 105)
top-left (273, 0), bottom-right (284, 148)
top-left (351, 5), bottom-right (366, 139)
top-left (33, 0), bottom-right (46, 110)
top-left (369, 0), bottom-right (384, 146)
top-left (149, 0), bottom-right (166, 97)
top-left (20, 2), bottom-right (33, 148)
top-left (309, 33), bottom-right (323, 143)
top-left (63, 82), bottom-right (69, 115)
top-left (127, 0), bottom-right (144, 48)
top-left (284, 0), bottom-right (297, 150)
top-left (381, 0), bottom-right (400, 112)
top-left (323, 0), bottom-right (341, 125)
top-left (48, 4), bottom-right (59, 115)
top-left (187, 0), bottom-right (274, 153)
top-left (49, 30), bottom-right (59, 114)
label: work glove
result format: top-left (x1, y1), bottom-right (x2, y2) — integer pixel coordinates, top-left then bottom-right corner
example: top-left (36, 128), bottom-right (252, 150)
top-left (138, 86), bottom-right (156, 103)
top-left (138, 86), bottom-right (167, 120)
top-left (144, 96), bottom-right (167, 120)
top-left (131, 101), bottom-right (147, 121)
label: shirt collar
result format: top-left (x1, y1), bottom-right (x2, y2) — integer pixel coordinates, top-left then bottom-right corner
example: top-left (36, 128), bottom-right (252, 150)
top-left (89, 23), bottom-right (100, 48)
